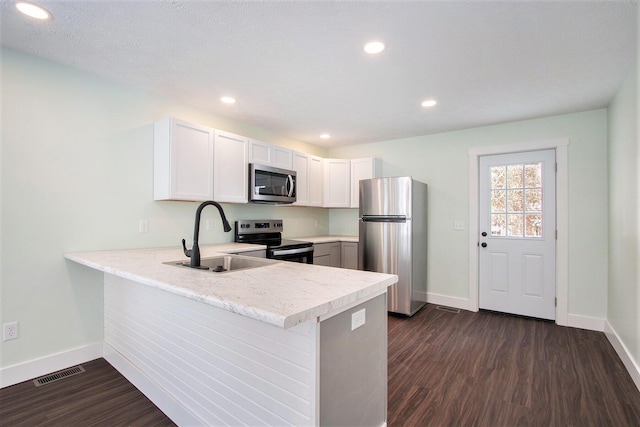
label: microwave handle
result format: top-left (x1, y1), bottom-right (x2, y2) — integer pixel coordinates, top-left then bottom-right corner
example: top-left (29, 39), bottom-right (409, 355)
top-left (287, 175), bottom-right (294, 197)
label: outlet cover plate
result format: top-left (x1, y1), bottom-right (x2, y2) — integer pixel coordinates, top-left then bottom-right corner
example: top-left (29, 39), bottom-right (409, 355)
top-left (3, 322), bottom-right (18, 341)
top-left (351, 308), bottom-right (366, 331)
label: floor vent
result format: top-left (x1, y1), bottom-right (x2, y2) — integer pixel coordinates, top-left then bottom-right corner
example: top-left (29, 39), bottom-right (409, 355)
top-left (436, 305), bottom-right (460, 314)
top-left (33, 365), bottom-right (85, 387)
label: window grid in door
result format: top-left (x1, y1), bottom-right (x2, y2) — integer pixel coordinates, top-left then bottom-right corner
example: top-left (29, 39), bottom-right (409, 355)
top-left (490, 163), bottom-right (543, 238)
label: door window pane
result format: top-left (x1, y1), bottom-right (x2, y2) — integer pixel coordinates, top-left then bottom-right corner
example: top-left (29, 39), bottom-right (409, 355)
top-left (491, 166), bottom-right (506, 189)
top-left (488, 162), bottom-right (543, 239)
top-left (525, 214), bottom-right (542, 237)
top-left (525, 164), bottom-right (542, 187)
top-left (507, 165), bottom-right (523, 188)
top-left (508, 214), bottom-right (523, 237)
top-left (491, 190), bottom-right (506, 212)
top-left (491, 214), bottom-right (506, 236)
top-left (507, 189), bottom-right (523, 212)
top-left (525, 189), bottom-right (542, 212)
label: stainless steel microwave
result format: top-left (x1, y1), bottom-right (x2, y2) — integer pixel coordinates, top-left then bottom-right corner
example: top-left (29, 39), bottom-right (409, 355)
top-left (249, 163), bottom-right (296, 204)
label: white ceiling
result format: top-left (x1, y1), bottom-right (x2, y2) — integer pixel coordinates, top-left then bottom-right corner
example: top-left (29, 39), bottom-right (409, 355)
top-left (1, 1), bottom-right (636, 147)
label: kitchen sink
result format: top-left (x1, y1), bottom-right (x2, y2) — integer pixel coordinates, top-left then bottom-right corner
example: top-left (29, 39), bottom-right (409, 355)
top-left (163, 254), bottom-right (278, 273)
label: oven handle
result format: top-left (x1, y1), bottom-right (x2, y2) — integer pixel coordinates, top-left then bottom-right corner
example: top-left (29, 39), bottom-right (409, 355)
top-left (271, 247), bottom-right (313, 257)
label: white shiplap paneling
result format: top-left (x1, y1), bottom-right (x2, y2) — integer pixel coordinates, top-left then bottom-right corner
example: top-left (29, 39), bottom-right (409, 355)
top-left (104, 274), bottom-right (318, 426)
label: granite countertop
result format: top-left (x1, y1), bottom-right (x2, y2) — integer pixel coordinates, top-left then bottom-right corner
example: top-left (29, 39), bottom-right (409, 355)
top-left (65, 242), bottom-right (395, 329)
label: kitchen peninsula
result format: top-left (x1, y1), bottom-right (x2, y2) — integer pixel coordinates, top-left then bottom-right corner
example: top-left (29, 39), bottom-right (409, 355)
top-left (65, 243), bottom-right (397, 427)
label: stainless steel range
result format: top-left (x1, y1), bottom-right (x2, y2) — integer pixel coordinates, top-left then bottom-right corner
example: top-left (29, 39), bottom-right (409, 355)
top-left (234, 219), bottom-right (314, 264)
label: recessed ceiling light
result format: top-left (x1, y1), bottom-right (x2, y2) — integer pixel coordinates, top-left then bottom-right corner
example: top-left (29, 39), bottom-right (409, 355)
top-left (15, 2), bottom-right (52, 20)
top-left (364, 41), bottom-right (385, 55)
top-left (220, 96), bottom-right (236, 104)
top-left (421, 99), bottom-right (437, 108)
top-left (320, 134), bottom-right (331, 139)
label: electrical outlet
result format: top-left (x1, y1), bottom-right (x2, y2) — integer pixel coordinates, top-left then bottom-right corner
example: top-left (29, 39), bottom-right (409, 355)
top-left (454, 220), bottom-right (464, 231)
top-left (3, 322), bottom-right (18, 341)
top-left (139, 219), bottom-right (149, 233)
top-left (206, 219), bottom-right (214, 230)
top-left (351, 308), bottom-right (366, 331)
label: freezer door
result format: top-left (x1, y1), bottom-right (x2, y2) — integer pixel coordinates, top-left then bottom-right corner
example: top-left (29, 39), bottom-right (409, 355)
top-left (359, 219), bottom-right (413, 315)
top-left (359, 177), bottom-right (413, 217)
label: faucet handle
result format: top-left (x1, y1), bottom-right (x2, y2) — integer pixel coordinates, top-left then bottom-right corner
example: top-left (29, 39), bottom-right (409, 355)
top-left (182, 239), bottom-right (192, 258)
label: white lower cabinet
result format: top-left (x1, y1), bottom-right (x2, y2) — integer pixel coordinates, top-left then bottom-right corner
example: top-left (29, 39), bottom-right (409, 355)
top-left (213, 130), bottom-right (248, 203)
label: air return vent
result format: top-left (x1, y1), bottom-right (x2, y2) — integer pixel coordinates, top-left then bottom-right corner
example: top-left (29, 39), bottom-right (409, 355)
top-left (33, 365), bottom-right (85, 387)
top-left (436, 306), bottom-right (460, 314)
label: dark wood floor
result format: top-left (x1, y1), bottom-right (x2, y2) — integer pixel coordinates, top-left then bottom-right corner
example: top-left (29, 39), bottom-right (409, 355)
top-left (0, 358), bottom-right (176, 426)
top-left (388, 304), bottom-right (640, 426)
top-left (2, 304), bottom-right (639, 426)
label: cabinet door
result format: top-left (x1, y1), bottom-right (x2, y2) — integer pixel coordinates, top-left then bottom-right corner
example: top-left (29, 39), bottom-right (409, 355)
top-left (154, 118), bottom-right (214, 201)
top-left (314, 242), bottom-right (341, 268)
top-left (248, 139), bottom-right (271, 165)
top-left (323, 159), bottom-right (350, 208)
top-left (350, 157), bottom-right (381, 208)
top-left (292, 151), bottom-right (309, 206)
top-left (309, 155), bottom-right (324, 207)
top-left (341, 242), bottom-right (359, 270)
top-left (213, 130), bottom-right (248, 203)
top-left (271, 146), bottom-right (293, 169)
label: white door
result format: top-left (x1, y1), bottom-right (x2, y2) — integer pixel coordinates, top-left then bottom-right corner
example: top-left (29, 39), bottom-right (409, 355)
top-left (478, 149), bottom-right (556, 320)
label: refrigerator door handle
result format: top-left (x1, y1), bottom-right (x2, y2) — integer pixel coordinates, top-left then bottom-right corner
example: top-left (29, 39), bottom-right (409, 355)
top-left (361, 215), bottom-right (407, 223)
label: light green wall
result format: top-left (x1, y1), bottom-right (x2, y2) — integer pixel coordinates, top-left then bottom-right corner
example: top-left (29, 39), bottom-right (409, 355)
top-left (0, 48), bottom-right (329, 367)
top-left (0, 44), bottom-right (620, 369)
top-left (607, 47), bottom-right (639, 366)
top-left (329, 109), bottom-right (609, 319)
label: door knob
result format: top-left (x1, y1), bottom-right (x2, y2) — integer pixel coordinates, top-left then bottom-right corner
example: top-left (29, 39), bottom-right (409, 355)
top-left (481, 242), bottom-right (487, 248)
top-left (481, 232), bottom-right (487, 237)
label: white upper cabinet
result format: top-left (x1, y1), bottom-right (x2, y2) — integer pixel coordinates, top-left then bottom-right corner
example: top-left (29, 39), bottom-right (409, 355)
top-left (154, 117), bottom-right (214, 201)
top-left (249, 139), bottom-right (293, 169)
top-left (272, 146), bottom-right (293, 169)
top-left (292, 151), bottom-right (310, 206)
top-left (350, 157), bottom-right (382, 208)
top-left (308, 155), bottom-right (324, 207)
top-left (323, 158), bottom-right (351, 208)
top-left (214, 130), bottom-right (248, 203)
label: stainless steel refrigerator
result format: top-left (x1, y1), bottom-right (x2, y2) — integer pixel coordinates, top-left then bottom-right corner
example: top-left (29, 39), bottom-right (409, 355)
top-left (358, 177), bottom-right (428, 316)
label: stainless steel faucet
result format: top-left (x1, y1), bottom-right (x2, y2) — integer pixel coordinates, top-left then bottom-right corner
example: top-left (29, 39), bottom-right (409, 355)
top-left (182, 201), bottom-right (232, 268)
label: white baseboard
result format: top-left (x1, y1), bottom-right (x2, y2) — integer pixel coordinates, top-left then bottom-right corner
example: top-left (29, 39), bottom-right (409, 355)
top-left (0, 342), bottom-right (102, 389)
top-left (604, 321), bottom-right (640, 393)
top-left (566, 313), bottom-right (606, 332)
top-left (103, 344), bottom-right (202, 426)
top-left (425, 292), bottom-right (470, 311)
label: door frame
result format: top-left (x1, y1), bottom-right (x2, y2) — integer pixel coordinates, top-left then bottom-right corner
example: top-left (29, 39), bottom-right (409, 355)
top-left (468, 138), bottom-right (569, 326)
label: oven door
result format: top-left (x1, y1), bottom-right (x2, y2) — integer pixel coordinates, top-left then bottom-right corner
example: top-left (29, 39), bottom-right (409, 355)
top-left (268, 246), bottom-right (314, 264)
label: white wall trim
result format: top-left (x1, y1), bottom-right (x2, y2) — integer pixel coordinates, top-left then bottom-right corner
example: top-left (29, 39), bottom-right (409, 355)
top-left (0, 342), bottom-right (102, 389)
top-left (425, 292), bottom-right (470, 311)
top-left (566, 314), bottom-right (605, 332)
top-left (468, 138), bottom-right (570, 326)
top-left (604, 321), bottom-right (640, 392)
top-left (103, 344), bottom-right (202, 426)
